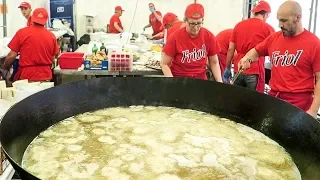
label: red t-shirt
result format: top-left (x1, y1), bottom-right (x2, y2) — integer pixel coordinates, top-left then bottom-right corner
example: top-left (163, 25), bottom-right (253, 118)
top-left (167, 21), bottom-right (185, 40)
top-left (8, 25), bottom-right (59, 81)
top-left (163, 27), bottom-right (220, 80)
top-left (255, 30), bottom-right (320, 93)
top-left (109, 14), bottom-right (123, 33)
top-left (231, 18), bottom-right (274, 74)
top-left (27, 16), bottom-right (32, 27)
top-left (149, 11), bottom-right (163, 35)
top-left (216, 29), bottom-right (233, 73)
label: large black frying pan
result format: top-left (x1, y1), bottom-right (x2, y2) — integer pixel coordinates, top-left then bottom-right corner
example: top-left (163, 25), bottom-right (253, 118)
top-left (1, 77), bottom-right (320, 180)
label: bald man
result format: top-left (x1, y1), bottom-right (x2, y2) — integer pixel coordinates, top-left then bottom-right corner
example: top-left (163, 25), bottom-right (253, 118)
top-left (238, 1), bottom-right (320, 119)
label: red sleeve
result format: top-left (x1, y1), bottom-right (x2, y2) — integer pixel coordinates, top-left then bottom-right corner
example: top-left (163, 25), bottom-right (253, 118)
top-left (8, 30), bottom-right (21, 52)
top-left (114, 16), bottom-right (121, 24)
top-left (255, 34), bottom-right (274, 56)
top-left (208, 33), bottom-right (221, 56)
top-left (53, 39), bottom-right (59, 55)
top-left (163, 35), bottom-right (176, 57)
top-left (312, 43), bottom-right (320, 73)
top-left (230, 28), bottom-right (236, 43)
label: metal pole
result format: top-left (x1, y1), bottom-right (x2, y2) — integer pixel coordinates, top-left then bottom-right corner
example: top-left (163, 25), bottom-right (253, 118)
top-left (73, 0), bottom-right (77, 50)
top-left (313, 0), bottom-right (318, 33)
top-left (248, 0), bottom-right (253, 19)
top-left (309, 0), bottom-right (314, 31)
top-left (2, 0), bottom-right (7, 37)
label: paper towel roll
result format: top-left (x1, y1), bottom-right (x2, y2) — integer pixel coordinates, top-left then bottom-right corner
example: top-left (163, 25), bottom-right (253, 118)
top-left (1, 88), bottom-right (15, 101)
top-left (0, 80), bottom-right (6, 99)
top-left (0, 80), bottom-right (6, 90)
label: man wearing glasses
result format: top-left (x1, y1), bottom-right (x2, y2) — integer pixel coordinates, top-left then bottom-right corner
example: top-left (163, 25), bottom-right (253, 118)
top-left (223, 1), bottom-right (274, 93)
top-left (161, 3), bottom-right (222, 82)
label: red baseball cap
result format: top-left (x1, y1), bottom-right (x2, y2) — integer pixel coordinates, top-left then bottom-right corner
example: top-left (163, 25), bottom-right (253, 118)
top-left (251, 1), bottom-right (271, 13)
top-left (18, 2), bottom-right (31, 9)
top-left (31, 8), bottom-right (48, 25)
top-left (115, 6), bottom-right (124, 11)
top-left (185, 3), bottom-right (204, 19)
top-left (163, 13), bottom-right (178, 25)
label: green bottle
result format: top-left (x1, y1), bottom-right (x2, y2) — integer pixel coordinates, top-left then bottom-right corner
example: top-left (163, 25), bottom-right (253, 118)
top-left (92, 44), bottom-right (98, 54)
top-left (100, 43), bottom-right (106, 53)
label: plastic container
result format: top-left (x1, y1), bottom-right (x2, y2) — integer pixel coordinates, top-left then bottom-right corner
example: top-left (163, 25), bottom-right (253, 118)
top-left (59, 52), bottom-right (84, 69)
top-left (108, 52), bottom-right (133, 71)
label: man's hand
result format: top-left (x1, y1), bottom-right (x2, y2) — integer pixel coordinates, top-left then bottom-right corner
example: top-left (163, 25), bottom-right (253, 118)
top-left (223, 68), bottom-right (232, 83)
top-left (306, 109), bottom-right (318, 119)
top-left (238, 57), bottom-right (251, 71)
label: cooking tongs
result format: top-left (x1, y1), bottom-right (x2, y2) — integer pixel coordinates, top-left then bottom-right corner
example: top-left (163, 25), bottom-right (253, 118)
top-left (230, 68), bottom-right (244, 84)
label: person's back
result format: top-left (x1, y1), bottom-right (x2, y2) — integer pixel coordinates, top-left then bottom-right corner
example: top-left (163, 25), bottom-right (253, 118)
top-left (232, 18), bottom-right (273, 70)
top-left (231, 18), bottom-right (274, 91)
top-left (216, 29), bottom-right (233, 75)
top-left (10, 25), bottom-right (57, 81)
top-left (19, 26), bottom-right (57, 66)
top-left (224, 1), bottom-right (274, 92)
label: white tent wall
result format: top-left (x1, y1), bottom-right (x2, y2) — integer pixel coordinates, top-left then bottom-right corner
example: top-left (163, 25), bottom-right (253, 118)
top-left (75, 0), bottom-right (244, 39)
top-left (0, 0), bottom-right (319, 38)
top-left (195, 0), bottom-right (244, 34)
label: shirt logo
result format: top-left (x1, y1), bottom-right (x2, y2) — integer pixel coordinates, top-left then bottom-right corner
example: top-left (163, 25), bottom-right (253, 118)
top-left (181, 44), bottom-right (207, 63)
top-left (271, 50), bottom-right (303, 67)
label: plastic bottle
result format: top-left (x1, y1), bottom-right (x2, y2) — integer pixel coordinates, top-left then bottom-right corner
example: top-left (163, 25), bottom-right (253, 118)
top-left (100, 43), bottom-right (106, 54)
top-left (92, 44), bottom-right (98, 54)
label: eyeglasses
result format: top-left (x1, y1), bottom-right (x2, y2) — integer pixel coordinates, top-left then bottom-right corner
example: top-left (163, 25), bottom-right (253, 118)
top-left (187, 21), bottom-right (203, 27)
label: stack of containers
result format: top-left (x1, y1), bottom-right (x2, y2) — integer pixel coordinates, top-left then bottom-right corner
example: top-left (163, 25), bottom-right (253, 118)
top-left (108, 51), bottom-right (133, 71)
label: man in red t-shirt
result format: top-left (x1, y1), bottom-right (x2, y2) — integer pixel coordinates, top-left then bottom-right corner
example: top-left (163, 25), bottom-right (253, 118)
top-left (161, 3), bottom-right (222, 82)
top-left (1, 8), bottom-right (59, 82)
top-left (109, 6), bottom-right (124, 34)
top-left (18, 2), bottom-right (32, 27)
top-left (223, 1), bottom-right (274, 93)
top-left (143, 3), bottom-right (164, 40)
top-left (216, 29), bottom-right (233, 77)
top-left (238, 1), bottom-right (320, 118)
top-left (162, 13), bottom-right (186, 42)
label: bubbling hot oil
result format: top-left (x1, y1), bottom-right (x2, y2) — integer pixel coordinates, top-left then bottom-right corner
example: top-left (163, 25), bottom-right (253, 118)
top-left (22, 106), bottom-right (301, 180)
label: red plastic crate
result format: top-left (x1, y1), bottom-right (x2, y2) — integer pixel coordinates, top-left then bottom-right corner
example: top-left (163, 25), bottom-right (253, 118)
top-left (59, 52), bottom-right (84, 69)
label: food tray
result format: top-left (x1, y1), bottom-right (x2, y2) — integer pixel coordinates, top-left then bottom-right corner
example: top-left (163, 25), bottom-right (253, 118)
top-left (145, 60), bottom-right (161, 70)
top-left (145, 65), bottom-right (161, 71)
